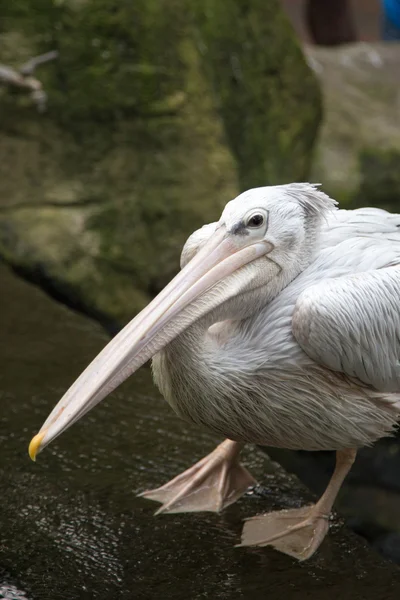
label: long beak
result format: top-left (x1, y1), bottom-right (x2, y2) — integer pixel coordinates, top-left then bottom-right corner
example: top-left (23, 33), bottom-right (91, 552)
top-left (29, 225), bottom-right (269, 460)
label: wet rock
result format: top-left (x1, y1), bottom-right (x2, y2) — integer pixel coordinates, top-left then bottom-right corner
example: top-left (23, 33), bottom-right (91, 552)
top-left (1, 260), bottom-right (400, 599)
top-left (308, 42), bottom-right (400, 209)
top-left (374, 532), bottom-right (400, 564)
top-left (263, 444), bottom-right (400, 564)
top-left (0, 0), bottom-right (320, 328)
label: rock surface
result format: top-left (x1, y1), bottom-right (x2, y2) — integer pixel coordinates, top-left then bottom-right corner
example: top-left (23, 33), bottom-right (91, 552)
top-left (0, 0), bottom-right (320, 328)
top-left (1, 259), bottom-right (400, 599)
top-left (308, 42), bottom-right (400, 208)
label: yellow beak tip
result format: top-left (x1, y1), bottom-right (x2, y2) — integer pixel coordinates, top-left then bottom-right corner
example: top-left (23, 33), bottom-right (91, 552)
top-left (29, 431), bottom-right (46, 461)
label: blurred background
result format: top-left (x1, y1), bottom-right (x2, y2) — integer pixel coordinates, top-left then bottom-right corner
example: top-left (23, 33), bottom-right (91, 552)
top-left (0, 1), bottom-right (400, 598)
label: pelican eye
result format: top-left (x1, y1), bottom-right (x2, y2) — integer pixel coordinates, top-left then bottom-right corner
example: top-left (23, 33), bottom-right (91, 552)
top-left (246, 213), bottom-right (265, 228)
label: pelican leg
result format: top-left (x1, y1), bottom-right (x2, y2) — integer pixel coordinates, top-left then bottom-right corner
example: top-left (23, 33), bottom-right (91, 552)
top-left (138, 439), bottom-right (256, 514)
top-left (239, 448), bottom-right (357, 561)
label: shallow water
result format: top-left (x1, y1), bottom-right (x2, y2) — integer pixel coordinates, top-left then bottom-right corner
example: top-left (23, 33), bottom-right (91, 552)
top-left (1, 261), bottom-right (400, 600)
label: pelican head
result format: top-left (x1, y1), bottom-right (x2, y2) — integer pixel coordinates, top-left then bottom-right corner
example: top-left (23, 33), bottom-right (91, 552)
top-left (29, 183), bottom-right (336, 459)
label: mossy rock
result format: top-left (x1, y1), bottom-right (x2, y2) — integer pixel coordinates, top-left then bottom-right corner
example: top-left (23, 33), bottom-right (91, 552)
top-left (356, 148), bottom-right (400, 210)
top-left (192, 0), bottom-right (321, 190)
top-left (308, 43), bottom-right (400, 210)
top-left (0, 0), bottom-right (321, 329)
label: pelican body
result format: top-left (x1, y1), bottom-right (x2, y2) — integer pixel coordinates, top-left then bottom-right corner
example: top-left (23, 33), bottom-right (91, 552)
top-left (30, 184), bottom-right (400, 561)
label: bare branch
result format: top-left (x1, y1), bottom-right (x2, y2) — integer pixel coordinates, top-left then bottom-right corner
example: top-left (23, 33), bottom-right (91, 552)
top-left (19, 50), bottom-right (59, 76)
top-left (0, 50), bottom-right (58, 112)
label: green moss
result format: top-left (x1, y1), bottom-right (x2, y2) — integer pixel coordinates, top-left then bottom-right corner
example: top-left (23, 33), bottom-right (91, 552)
top-left (191, 0), bottom-right (322, 189)
top-left (356, 148), bottom-right (400, 211)
top-left (0, 0), bottom-right (321, 326)
top-left (1, 0), bottom-right (188, 129)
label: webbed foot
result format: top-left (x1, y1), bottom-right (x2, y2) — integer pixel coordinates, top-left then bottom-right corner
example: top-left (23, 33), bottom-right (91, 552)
top-left (139, 440), bottom-right (256, 514)
top-left (238, 505), bottom-right (330, 561)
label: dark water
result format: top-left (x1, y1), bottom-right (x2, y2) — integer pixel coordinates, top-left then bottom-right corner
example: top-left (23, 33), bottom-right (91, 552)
top-left (1, 261), bottom-right (400, 600)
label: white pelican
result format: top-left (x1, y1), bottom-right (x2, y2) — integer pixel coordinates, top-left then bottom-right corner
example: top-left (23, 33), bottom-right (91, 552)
top-left (29, 183), bottom-right (400, 561)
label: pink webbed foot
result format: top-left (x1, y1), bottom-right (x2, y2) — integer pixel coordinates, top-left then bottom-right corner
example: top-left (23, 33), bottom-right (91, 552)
top-left (238, 505), bottom-right (330, 561)
top-left (238, 449), bottom-right (357, 561)
top-left (138, 440), bottom-right (256, 514)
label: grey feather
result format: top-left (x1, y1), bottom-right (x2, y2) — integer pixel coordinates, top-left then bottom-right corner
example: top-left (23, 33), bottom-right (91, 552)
top-left (282, 182), bottom-right (338, 218)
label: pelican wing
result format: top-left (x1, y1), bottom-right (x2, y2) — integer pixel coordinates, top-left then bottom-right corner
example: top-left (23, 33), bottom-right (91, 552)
top-left (293, 264), bottom-right (400, 393)
top-left (321, 207), bottom-right (400, 249)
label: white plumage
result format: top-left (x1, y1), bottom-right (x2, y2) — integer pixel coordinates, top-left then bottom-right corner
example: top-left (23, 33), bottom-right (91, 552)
top-left (30, 183), bottom-right (400, 561)
top-left (154, 192), bottom-right (400, 451)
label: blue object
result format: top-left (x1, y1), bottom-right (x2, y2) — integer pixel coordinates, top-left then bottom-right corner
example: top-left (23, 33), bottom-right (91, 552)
top-left (382, 0), bottom-right (400, 39)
